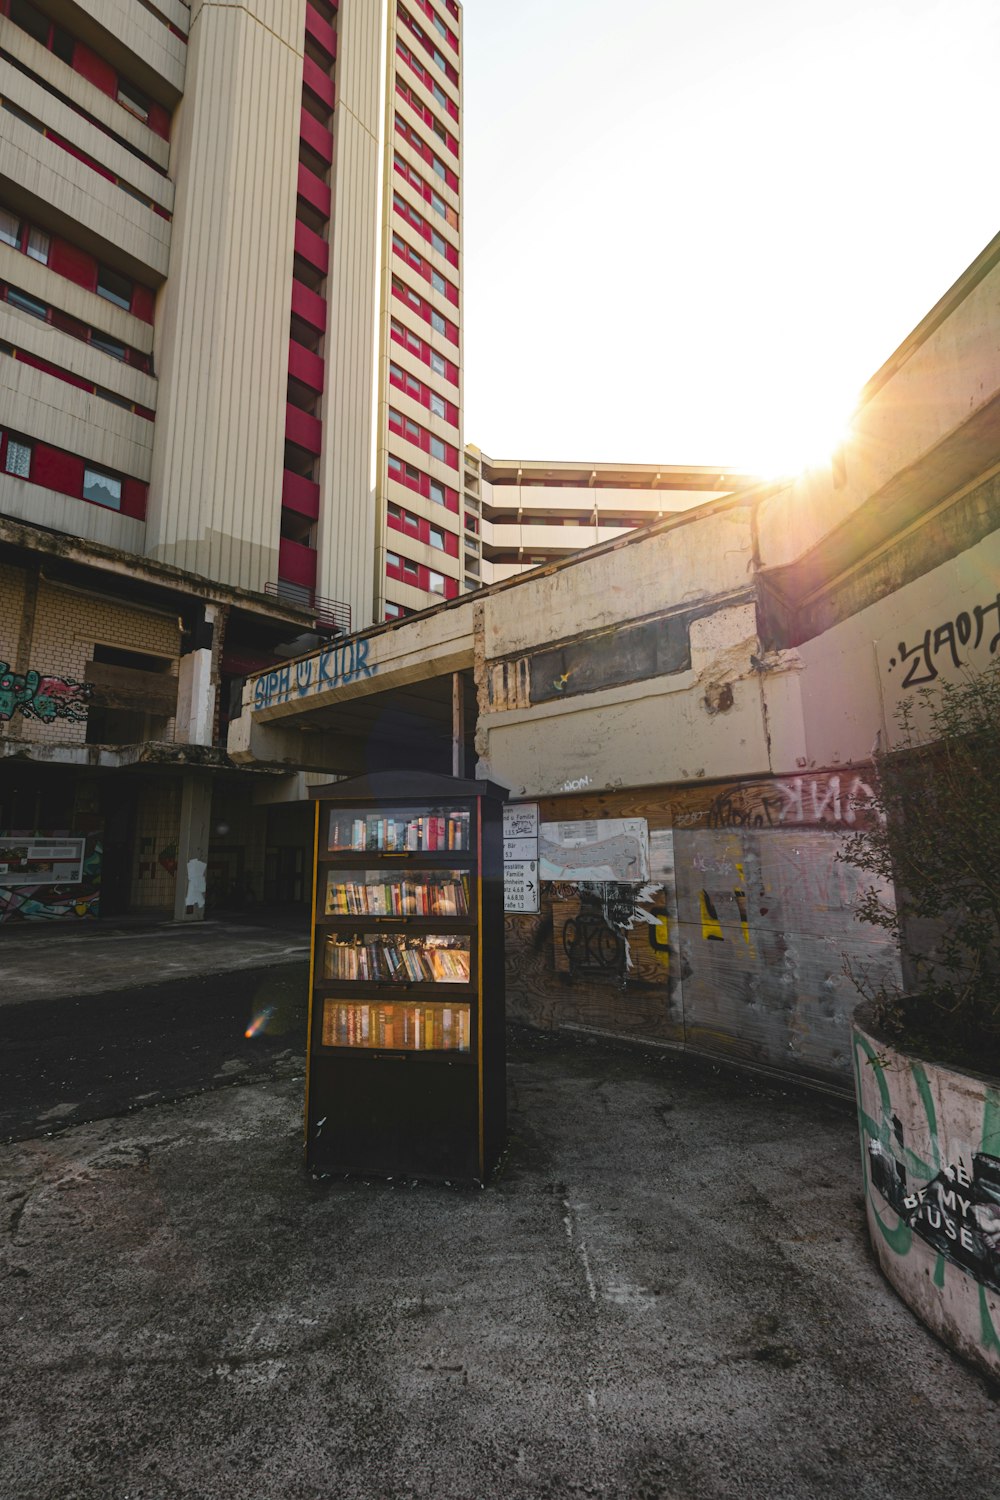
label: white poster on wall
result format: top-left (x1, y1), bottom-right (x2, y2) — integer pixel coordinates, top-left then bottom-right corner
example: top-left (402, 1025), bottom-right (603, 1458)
top-left (539, 819), bottom-right (650, 883)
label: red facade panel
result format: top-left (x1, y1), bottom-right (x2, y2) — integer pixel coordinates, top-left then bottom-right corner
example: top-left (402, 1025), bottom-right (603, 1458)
top-left (294, 218), bottom-right (330, 275)
top-left (32, 445), bottom-right (84, 495)
top-left (302, 55), bottom-right (335, 108)
top-left (304, 5), bottom-right (338, 62)
top-left (291, 279), bottom-right (327, 332)
top-left (130, 284), bottom-right (156, 323)
top-left (287, 339), bottom-right (325, 392)
top-left (297, 163), bottom-right (332, 218)
top-left (121, 477), bottom-right (148, 519)
top-left (72, 42), bottom-right (117, 98)
top-left (285, 403), bottom-right (323, 455)
top-left (49, 238), bottom-right (98, 293)
top-left (299, 108), bottom-right (333, 165)
top-left (279, 536), bottom-right (318, 589)
top-left (282, 469), bottom-right (321, 520)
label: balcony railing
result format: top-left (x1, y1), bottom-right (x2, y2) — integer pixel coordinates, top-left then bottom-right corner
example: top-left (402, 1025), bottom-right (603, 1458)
top-left (265, 582), bottom-right (351, 637)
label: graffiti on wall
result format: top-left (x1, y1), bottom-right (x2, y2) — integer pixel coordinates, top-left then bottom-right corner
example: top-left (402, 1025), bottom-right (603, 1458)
top-left (0, 836), bottom-right (102, 922)
top-left (886, 592), bottom-right (1000, 689)
top-left (0, 663), bottom-right (91, 724)
top-left (855, 1028), bottom-right (1000, 1358)
top-left (705, 773), bottom-right (877, 830)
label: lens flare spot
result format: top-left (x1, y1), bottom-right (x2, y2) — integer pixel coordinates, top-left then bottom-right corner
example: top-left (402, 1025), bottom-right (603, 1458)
top-left (245, 1005), bottom-right (275, 1040)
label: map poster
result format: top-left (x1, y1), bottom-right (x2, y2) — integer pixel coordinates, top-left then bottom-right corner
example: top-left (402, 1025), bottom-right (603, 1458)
top-left (538, 819), bottom-right (650, 884)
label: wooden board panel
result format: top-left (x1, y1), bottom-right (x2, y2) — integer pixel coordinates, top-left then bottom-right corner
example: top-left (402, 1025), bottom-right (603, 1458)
top-left (84, 660), bottom-right (177, 713)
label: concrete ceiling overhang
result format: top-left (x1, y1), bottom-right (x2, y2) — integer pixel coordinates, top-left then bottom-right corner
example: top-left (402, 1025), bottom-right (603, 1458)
top-left (230, 597), bottom-right (478, 774)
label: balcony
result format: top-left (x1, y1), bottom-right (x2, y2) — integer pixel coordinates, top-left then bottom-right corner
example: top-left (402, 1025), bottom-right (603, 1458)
top-left (265, 582), bottom-right (351, 636)
top-left (282, 469), bottom-right (321, 520)
top-left (288, 339), bottom-right (325, 393)
top-left (277, 536), bottom-right (318, 591)
top-left (291, 279), bottom-right (327, 333)
top-left (285, 403), bottom-right (323, 455)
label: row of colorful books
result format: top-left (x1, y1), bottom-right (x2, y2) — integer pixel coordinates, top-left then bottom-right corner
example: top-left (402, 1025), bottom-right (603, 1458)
top-left (323, 937), bottom-right (471, 985)
top-left (324, 874), bottom-right (471, 917)
top-left (327, 810), bottom-right (470, 853)
top-left (321, 1001), bottom-right (470, 1051)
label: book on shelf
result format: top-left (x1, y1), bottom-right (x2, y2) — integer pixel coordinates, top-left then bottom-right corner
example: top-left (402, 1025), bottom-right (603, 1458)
top-left (321, 1000), bottom-right (471, 1052)
top-left (324, 873), bottom-right (472, 919)
top-left (328, 809), bottom-right (471, 854)
top-left (324, 935), bottom-right (471, 986)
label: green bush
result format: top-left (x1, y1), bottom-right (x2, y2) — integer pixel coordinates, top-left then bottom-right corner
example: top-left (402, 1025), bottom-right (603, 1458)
top-left (841, 659), bottom-right (1000, 1072)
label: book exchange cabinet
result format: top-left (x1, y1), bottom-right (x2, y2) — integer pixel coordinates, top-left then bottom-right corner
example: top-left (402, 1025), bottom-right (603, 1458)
top-left (305, 772), bottom-right (507, 1184)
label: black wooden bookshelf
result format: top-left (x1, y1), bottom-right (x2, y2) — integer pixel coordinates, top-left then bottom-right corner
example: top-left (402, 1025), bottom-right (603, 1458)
top-left (305, 770), bottom-right (507, 1184)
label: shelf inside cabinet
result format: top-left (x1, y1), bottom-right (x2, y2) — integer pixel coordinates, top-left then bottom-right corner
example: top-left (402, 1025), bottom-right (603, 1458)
top-left (324, 804), bottom-right (473, 857)
top-left (319, 929), bottom-right (474, 986)
top-left (319, 996), bottom-right (473, 1053)
top-left (320, 866), bottom-right (475, 920)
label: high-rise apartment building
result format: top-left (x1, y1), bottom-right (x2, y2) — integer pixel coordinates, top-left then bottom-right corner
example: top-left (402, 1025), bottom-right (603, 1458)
top-left (462, 447), bottom-right (756, 589)
top-left (0, 0), bottom-right (462, 623)
top-left (0, 0), bottom-right (463, 923)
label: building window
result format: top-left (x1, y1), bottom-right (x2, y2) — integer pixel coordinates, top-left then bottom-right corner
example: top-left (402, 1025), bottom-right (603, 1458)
top-left (403, 558), bottom-right (418, 576)
top-left (388, 454), bottom-right (402, 476)
top-left (428, 569), bottom-right (445, 595)
top-left (0, 209), bottom-right (20, 249)
top-left (430, 310), bottom-right (446, 335)
top-left (431, 192), bottom-right (447, 218)
top-left (26, 227), bottom-right (49, 264)
top-left (405, 417), bottom-right (420, 439)
top-left (3, 437), bottom-right (32, 478)
top-left (403, 509), bottom-right (419, 530)
top-left (97, 265), bottom-right (133, 311)
top-left (432, 13), bottom-right (447, 39)
top-left (431, 230), bottom-right (447, 256)
top-left (428, 526), bottom-right (444, 550)
top-left (82, 467), bottom-right (122, 510)
top-left (117, 79), bottom-right (150, 123)
top-left (430, 351), bottom-right (446, 376)
top-left (90, 331), bottom-right (128, 361)
top-left (385, 602), bottom-right (404, 619)
top-left (429, 436), bottom-right (446, 462)
top-left (389, 362), bottom-right (403, 382)
top-left (386, 550), bottom-right (400, 569)
top-left (429, 481), bottom-right (445, 506)
top-left (432, 156), bottom-right (446, 180)
top-left (388, 502), bottom-right (402, 521)
top-left (429, 392), bottom-right (445, 418)
top-left (405, 463), bottom-right (420, 483)
top-left (7, 288), bottom-right (47, 319)
top-left (389, 407), bottom-right (403, 430)
top-left (430, 270), bottom-right (446, 295)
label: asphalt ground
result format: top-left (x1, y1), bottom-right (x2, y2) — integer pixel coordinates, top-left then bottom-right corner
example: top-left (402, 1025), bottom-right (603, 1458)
top-left (0, 961), bottom-right (309, 1144)
top-left (2, 1029), bottom-right (998, 1500)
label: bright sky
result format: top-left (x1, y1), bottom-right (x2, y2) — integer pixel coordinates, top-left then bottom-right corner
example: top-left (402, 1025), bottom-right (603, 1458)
top-left (460, 0), bottom-right (1000, 476)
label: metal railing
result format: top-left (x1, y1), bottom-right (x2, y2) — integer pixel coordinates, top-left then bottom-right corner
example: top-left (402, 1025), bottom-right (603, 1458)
top-left (264, 582), bottom-right (352, 636)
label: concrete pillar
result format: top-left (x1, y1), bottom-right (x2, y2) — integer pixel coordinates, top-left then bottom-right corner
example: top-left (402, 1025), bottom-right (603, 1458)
top-left (176, 603), bottom-right (218, 746)
top-left (173, 771), bottom-right (213, 922)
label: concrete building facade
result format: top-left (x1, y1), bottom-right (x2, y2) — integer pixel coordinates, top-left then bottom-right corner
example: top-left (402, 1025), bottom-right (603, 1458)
top-left (0, 0), bottom-right (465, 920)
top-left (464, 447), bottom-right (755, 588)
top-left (229, 228), bottom-right (1000, 1105)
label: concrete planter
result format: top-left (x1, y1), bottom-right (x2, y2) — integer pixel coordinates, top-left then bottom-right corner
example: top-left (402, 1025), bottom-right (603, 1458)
top-left (853, 1004), bottom-right (1000, 1381)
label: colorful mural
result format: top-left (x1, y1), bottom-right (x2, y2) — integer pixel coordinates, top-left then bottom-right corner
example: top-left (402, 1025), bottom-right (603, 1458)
top-left (854, 1022), bottom-right (1000, 1374)
top-left (0, 835), bottom-right (102, 922)
top-left (0, 663), bottom-right (92, 723)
